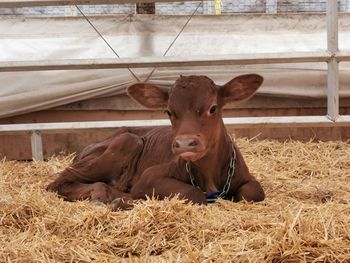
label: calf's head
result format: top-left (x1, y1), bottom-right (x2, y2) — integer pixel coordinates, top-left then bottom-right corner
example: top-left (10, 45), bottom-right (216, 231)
top-left (128, 74), bottom-right (263, 162)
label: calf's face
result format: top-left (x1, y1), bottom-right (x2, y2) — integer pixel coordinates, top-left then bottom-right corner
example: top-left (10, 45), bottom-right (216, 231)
top-left (128, 74), bottom-right (263, 162)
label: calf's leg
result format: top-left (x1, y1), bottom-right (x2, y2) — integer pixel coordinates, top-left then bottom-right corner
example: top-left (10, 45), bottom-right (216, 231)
top-left (130, 164), bottom-right (207, 205)
top-left (54, 181), bottom-right (131, 204)
top-left (235, 180), bottom-right (265, 202)
top-left (47, 133), bottom-right (143, 203)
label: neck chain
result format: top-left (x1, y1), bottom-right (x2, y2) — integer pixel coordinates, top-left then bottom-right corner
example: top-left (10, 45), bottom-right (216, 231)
top-left (185, 144), bottom-right (237, 202)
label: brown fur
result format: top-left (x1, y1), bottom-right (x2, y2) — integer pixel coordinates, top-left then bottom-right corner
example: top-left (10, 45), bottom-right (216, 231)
top-left (47, 74), bottom-right (265, 210)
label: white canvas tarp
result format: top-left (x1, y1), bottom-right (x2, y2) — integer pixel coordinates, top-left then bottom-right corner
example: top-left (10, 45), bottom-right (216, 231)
top-left (0, 13), bottom-right (350, 118)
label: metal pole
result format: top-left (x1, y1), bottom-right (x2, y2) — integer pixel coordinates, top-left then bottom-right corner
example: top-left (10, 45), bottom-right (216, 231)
top-left (30, 130), bottom-right (44, 161)
top-left (326, 0), bottom-right (339, 121)
top-left (1, 116), bottom-right (350, 132)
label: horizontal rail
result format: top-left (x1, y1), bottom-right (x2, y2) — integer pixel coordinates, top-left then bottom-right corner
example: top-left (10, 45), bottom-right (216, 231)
top-left (337, 50), bottom-right (350, 62)
top-left (0, 119), bottom-right (170, 132)
top-left (0, 52), bottom-right (332, 72)
top-left (1, 115), bottom-right (350, 133)
top-left (0, 0), bottom-right (200, 8)
top-left (224, 115), bottom-right (350, 128)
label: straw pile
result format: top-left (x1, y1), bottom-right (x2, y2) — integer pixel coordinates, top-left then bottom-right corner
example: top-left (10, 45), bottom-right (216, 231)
top-left (1, 138), bottom-right (350, 262)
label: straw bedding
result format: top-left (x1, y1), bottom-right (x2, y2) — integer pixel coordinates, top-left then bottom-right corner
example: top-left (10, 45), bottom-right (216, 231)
top-left (1, 138), bottom-right (350, 262)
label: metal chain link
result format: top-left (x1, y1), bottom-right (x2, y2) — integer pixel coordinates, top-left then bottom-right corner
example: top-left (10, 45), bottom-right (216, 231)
top-left (186, 161), bottom-right (197, 187)
top-left (218, 146), bottom-right (236, 198)
top-left (186, 145), bottom-right (237, 200)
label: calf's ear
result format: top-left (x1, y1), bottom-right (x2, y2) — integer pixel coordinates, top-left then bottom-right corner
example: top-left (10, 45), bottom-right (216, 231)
top-left (127, 83), bottom-right (169, 109)
top-left (219, 74), bottom-right (263, 104)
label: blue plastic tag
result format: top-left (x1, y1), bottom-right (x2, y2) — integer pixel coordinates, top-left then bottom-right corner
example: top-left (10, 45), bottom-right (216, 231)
top-left (206, 191), bottom-right (223, 203)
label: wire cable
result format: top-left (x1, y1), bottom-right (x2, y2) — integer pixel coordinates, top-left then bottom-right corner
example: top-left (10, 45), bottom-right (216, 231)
top-left (75, 5), bottom-right (140, 82)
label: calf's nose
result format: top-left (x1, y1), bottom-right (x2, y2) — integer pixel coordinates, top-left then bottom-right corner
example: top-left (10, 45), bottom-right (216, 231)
top-left (174, 138), bottom-right (198, 148)
top-left (173, 135), bottom-right (199, 153)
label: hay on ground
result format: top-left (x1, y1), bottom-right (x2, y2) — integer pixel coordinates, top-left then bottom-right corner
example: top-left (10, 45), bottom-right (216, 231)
top-left (0, 138), bottom-right (350, 262)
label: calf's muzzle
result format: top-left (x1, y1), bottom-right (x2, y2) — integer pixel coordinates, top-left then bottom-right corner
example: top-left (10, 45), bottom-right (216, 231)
top-left (172, 135), bottom-right (205, 161)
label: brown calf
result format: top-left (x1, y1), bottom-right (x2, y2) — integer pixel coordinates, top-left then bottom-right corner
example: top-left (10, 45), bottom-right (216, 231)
top-left (47, 74), bottom-right (265, 209)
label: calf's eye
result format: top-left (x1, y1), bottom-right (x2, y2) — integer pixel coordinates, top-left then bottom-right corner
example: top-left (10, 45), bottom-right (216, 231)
top-left (209, 105), bottom-right (218, 115)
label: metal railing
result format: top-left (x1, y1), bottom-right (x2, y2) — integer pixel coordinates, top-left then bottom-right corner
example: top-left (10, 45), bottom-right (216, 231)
top-left (0, 0), bottom-right (349, 160)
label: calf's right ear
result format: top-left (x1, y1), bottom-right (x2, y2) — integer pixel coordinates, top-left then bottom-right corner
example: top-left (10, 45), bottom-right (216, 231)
top-left (127, 83), bottom-right (169, 109)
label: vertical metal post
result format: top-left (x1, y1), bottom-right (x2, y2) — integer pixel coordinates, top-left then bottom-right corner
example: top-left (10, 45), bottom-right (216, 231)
top-left (30, 130), bottom-right (44, 161)
top-left (326, 0), bottom-right (339, 121)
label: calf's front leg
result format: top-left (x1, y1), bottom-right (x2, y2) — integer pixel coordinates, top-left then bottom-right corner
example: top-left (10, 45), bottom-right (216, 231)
top-left (130, 164), bottom-right (207, 205)
top-left (235, 180), bottom-right (265, 202)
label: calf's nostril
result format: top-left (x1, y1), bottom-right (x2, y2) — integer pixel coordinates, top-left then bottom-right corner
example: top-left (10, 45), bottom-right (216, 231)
top-left (174, 140), bottom-right (180, 148)
top-left (189, 140), bottom-right (198, 147)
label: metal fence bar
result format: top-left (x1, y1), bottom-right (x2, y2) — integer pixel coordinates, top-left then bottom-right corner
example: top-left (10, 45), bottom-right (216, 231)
top-left (326, 0), bottom-right (339, 121)
top-left (336, 50), bottom-right (350, 61)
top-left (224, 115), bottom-right (350, 128)
top-left (0, 119), bottom-right (171, 132)
top-left (0, 51), bottom-right (332, 72)
top-left (2, 116), bottom-right (350, 133)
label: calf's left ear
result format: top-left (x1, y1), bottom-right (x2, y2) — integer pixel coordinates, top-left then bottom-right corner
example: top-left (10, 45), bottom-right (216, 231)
top-left (219, 74), bottom-right (263, 104)
top-left (127, 83), bottom-right (169, 109)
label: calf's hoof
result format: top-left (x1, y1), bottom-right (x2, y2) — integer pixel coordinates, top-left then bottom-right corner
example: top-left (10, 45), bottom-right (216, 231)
top-left (110, 197), bottom-right (134, 211)
top-left (92, 200), bottom-right (106, 207)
